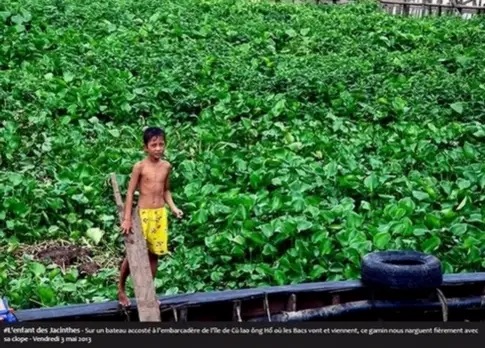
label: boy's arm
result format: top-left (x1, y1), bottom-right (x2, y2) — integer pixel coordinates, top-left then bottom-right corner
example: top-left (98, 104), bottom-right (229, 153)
top-left (164, 163), bottom-right (183, 218)
top-left (163, 163), bottom-right (176, 210)
top-left (122, 162), bottom-right (142, 231)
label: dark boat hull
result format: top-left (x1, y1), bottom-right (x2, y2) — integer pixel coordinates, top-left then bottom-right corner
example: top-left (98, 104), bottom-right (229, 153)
top-left (13, 272), bottom-right (485, 322)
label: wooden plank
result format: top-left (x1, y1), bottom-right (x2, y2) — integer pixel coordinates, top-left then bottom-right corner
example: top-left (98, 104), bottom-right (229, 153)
top-left (110, 173), bottom-right (161, 322)
top-left (380, 0), bottom-right (485, 9)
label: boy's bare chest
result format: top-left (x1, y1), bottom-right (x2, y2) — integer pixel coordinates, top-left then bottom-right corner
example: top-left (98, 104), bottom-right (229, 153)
top-left (140, 166), bottom-right (168, 185)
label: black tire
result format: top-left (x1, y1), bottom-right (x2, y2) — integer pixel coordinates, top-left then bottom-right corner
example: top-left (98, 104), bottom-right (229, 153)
top-left (360, 251), bottom-right (443, 290)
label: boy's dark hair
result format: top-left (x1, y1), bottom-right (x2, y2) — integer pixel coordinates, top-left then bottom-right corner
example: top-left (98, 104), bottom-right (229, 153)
top-left (143, 127), bottom-right (165, 145)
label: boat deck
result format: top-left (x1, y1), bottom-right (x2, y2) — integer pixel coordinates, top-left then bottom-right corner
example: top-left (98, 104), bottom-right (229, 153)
top-left (13, 272), bottom-right (485, 322)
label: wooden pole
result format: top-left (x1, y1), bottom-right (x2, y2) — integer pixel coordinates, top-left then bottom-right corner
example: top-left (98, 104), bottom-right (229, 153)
top-left (110, 173), bottom-right (161, 322)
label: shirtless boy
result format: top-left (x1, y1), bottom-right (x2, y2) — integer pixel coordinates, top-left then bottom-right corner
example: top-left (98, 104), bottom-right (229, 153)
top-left (118, 126), bottom-right (183, 307)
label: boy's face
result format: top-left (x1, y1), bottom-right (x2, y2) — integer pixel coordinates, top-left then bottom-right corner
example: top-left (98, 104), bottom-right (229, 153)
top-left (145, 136), bottom-right (165, 160)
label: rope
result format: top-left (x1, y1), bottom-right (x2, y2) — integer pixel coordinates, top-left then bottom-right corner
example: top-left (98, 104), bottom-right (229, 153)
top-left (436, 288), bottom-right (448, 322)
top-left (264, 294), bottom-right (272, 322)
top-left (233, 301), bottom-right (242, 322)
top-left (121, 307), bottom-right (130, 322)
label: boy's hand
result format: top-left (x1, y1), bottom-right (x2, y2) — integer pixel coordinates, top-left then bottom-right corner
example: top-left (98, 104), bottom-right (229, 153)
top-left (172, 207), bottom-right (184, 219)
top-left (121, 219), bottom-right (132, 234)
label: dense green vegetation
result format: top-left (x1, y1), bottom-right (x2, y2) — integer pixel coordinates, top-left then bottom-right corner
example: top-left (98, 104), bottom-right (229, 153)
top-left (1, 0), bottom-right (485, 309)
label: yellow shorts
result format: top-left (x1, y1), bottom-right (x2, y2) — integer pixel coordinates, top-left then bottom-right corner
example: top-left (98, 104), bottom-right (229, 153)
top-left (139, 207), bottom-right (168, 256)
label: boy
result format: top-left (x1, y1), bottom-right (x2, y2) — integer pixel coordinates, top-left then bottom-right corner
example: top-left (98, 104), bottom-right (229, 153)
top-left (118, 126), bottom-right (183, 307)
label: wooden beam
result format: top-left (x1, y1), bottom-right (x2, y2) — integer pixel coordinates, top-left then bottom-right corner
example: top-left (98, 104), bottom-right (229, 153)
top-left (379, 0), bottom-right (485, 9)
top-left (110, 173), bottom-right (161, 322)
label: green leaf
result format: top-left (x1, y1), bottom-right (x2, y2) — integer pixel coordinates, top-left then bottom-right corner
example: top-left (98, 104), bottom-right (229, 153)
top-left (373, 232), bottom-right (391, 249)
top-left (398, 197), bottom-right (416, 215)
top-left (442, 261), bottom-right (453, 274)
top-left (449, 223), bottom-right (467, 236)
top-left (262, 244), bottom-right (277, 256)
top-left (8, 173), bottom-right (23, 186)
top-left (273, 270), bottom-right (286, 285)
top-left (312, 231), bottom-right (327, 244)
top-left (108, 129), bottom-right (120, 138)
top-left (29, 262), bottom-right (46, 277)
top-left (421, 236), bottom-right (441, 253)
top-left (296, 219), bottom-right (312, 232)
top-left (285, 29), bottom-right (297, 38)
top-left (412, 191), bottom-right (429, 201)
top-left (310, 265), bottom-right (326, 280)
top-left (62, 283), bottom-right (77, 292)
top-left (300, 28), bottom-right (310, 36)
top-left (63, 71), bottom-right (75, 83)
top-left (86, 227), bottom-right (104, 245)
top-left (259, 224), bottom-right (274, 238)
top-left (250, 172), bottom-right (262, 188)
top-left (0, 11), bottom-right (11, 22)
top-left (232, 235), bottom-right (245, 246)
top-left (193, 209), bottom-right (208, 224)
top-left (37, 286), bottom-right (56, 306)
top-left (412, 228), bottom-right (429, 236)
top-left (457, 179), bottom-right (471, 190)
top-left (320, 240), bottom-right (332, 255)
top-left (149, 12), bottom-right (161, 22)
top-left (64, 268), bottom-right (79, 282)
top-left (246, 232), bottom-right (265, 246)
top-left (463, 142), bottom-right (475, 159)
top-left (450, 102), bottom-right (464, 114)
top-left (456, 197), bottom-right (467, 211)
top-left (364, 173), bottom-right (378, 192)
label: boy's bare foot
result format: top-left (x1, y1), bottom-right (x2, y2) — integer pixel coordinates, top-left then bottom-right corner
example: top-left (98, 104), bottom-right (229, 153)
top-left (118, 289), bottom-right (131, 307)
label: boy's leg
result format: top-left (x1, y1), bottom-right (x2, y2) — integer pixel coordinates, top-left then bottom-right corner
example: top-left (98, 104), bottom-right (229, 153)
top-left (148, 252), bottom-right (161, 306)
top-left (148, 252), bottom-right (158, 277)
top-left (118, 253), bottom-right (160, 307)
top-left (118, 256), bottom-right (131, 307)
